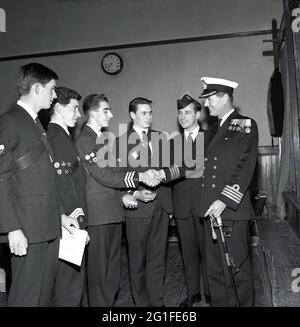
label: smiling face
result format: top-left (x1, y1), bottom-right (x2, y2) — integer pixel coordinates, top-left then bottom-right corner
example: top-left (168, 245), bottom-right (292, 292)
top-left (130, 103), bottom-right (152, 129)
top-left (59, 99), bottom-right (81, 128)
top-left (92, 100), bottom-right (113, 129)
top-left (37, 79), bottom-right (57, 109)
top-left (204, 93), bottom-right (228, 119)
top-left (178, 103), bottom-right (200, 131)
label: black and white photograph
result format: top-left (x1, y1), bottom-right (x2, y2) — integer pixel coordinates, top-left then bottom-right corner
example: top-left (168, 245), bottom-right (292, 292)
top-left (0, 0), bottom-right (300, 316)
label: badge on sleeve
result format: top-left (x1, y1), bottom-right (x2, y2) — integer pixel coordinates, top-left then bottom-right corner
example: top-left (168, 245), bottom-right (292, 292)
top-left (0, 145), bottom-right (6, 156)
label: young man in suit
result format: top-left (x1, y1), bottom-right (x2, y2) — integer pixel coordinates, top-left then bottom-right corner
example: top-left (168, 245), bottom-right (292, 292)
top-left (47, 86), bottom-right (89, 306)
top-left (198, 77), bottom-right (258, 306)
top-left (119, 97), bottom-right (174, 307)
top-left (172, 94), bottom-right (209, 307)
top-left (75, 93), bottom-right (159, 307)
top-left (0, 63), bottom-right (61, 306)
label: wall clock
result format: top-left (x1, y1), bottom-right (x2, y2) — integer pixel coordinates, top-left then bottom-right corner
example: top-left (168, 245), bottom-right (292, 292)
top-left (101, 52), bottom-right (123, 75)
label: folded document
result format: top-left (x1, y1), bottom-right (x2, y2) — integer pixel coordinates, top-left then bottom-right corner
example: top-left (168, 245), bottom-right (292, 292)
top-left (59, 227), bottom-right (87, 266)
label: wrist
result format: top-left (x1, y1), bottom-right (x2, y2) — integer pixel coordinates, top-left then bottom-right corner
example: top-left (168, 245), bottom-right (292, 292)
top-left (159, 169), bottom-right (166, 180)
top-left (133, 191), bottom-right (140, 200)
top-left (138, 172), bottom-right (144, 182)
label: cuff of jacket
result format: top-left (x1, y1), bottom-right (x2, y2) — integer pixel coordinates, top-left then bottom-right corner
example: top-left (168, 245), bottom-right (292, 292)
top-left (124, 171), bottom-right (139, 188)
top-left (219, 184), bottom-right (244, 210)
top-left (162, 166), bottom-right (182, 182)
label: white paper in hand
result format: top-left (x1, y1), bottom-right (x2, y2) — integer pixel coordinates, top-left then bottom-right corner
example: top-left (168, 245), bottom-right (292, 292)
top-left (59, 227), bottom-right (87, 266)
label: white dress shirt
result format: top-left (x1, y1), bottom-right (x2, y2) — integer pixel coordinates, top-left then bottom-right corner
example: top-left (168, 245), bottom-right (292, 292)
top-left (17, 100), bottom-right (37, 121)
top-left (219, 108), bottom-right (235, 127)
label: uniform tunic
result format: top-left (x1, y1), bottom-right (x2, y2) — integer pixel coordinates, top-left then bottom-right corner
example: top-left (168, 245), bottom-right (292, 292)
top-left (199, 110), bottom-right (258, 307)
top-left (0, 104), bottom-right (61, 306)
top-left (76, 124), bottom-right (139, 307)
top-left (47, 122), bottom-right (87, 306)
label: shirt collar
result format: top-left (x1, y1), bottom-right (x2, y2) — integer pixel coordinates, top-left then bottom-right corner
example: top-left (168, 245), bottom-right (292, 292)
top-left (184, 124), bottom-right (200, 141)
top-left (87, 122), bottom-right (102, 138)
top-left (220, 108), bottom-right (235, 126)
top-left (49, 119), bottom-right (70, 135)
top-left (133, 125), bottom-right (149, 140)
top-left (17, 100), bottom-right (37, 121)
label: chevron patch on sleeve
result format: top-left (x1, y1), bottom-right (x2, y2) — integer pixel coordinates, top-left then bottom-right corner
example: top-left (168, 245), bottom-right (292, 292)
top-left (124, 171), bottom-right (136, 188)
top-left (69, 208), bottom-right (85, 220)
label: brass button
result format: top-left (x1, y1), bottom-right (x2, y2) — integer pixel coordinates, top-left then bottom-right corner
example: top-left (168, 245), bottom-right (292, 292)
top-left (212, 184), bottom-right (215, 188)
top-left (202, 184), bottom-right (205, 187)
top-left (212, 175), bottom-right (216, 179)
top-left (213, 165), bottom-right (217, 169)
top-left (204, 157), bottom-right (208, 161)
top-left (214, 157), bottom-right (217, 160)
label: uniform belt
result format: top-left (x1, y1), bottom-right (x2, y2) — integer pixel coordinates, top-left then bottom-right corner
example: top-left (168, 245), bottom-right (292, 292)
top-left (13, 140), bottom-right (45, 172)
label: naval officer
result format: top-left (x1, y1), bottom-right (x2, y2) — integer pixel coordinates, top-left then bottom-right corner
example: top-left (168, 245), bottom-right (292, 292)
top-left (198, 77), bottom-right (258, 307)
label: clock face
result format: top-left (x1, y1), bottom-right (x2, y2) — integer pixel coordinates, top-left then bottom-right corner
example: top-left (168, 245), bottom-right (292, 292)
top-left (101, 52), bottom-right (123, 75)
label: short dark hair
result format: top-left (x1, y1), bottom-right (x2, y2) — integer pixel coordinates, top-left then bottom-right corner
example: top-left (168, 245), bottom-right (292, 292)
top-left (82, 93), bottom-right (108, 115)
top-left (129, 97), bottom-right (152, 114)
top-left (50, 86), bottom-right (81, 115)
top-left (17, 62), bottom-right (58, 96)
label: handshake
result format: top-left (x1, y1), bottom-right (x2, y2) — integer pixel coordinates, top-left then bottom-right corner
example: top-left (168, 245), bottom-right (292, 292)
top-left (139, 169), bottom-right (166, 187)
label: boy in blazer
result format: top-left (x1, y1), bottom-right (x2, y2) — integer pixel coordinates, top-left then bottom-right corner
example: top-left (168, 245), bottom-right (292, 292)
top-left (0, 63), bottom-right (61, 306)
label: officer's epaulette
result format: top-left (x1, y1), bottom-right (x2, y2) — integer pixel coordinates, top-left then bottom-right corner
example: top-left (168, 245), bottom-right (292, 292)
top-left (53, 159), bottom-right (79, 175)
top-left (228, 118), bottom-right (252, 134)
top-left (83, 151), bottom-right (98, 165)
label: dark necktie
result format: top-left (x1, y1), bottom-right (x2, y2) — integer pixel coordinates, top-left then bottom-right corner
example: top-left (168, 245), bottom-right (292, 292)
top-left (142, 130), bottom-right (148, 146)
top-left (187, 131), bottom-right (193, 146)
top-left (35, 117), bottom-right (54, 162)
top-left (142, 130), bottom-right (152, 164)
top-left (185, 132), bottom-right (194, 165)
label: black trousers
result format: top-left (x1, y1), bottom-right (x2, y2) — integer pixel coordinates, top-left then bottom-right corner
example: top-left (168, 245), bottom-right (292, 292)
top-left (0, 242), bottom-right (11, 293)
top-left (202, 218), bottom-right (254, 307)
top-left (8, 237), bottom-right (59, 307)
top-left (52, 254), bottom-right (86, 307)
top-left (87, 223), bottom-right (122, 307)
top-left (176, 213), bottom-right (201, 297)
top-left (126, 202), bottom-right (169, 307)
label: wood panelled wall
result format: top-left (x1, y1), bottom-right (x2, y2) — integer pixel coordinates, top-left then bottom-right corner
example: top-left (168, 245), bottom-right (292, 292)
top-left (253, 145), bottom-right (280, 218)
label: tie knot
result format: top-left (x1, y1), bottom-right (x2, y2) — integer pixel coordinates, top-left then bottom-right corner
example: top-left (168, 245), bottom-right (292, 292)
top-left (187, 131), bottom-right (193, 140)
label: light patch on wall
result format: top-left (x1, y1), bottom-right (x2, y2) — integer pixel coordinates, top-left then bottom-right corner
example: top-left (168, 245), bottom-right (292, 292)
top-left (0, 8), bottom-right (6, 32)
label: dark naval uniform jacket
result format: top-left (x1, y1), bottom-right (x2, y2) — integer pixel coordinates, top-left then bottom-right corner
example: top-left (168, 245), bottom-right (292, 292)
top-left (75, 124), bottom-right (140, 226)
top-left (0, 104), bottom-right (60, 243)
top-left (47, 122), bottom-right (87, 228)
top-left (119, 127), bottom-right (173, 218)
top-left (199, 111), bottom-right (258, 220)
